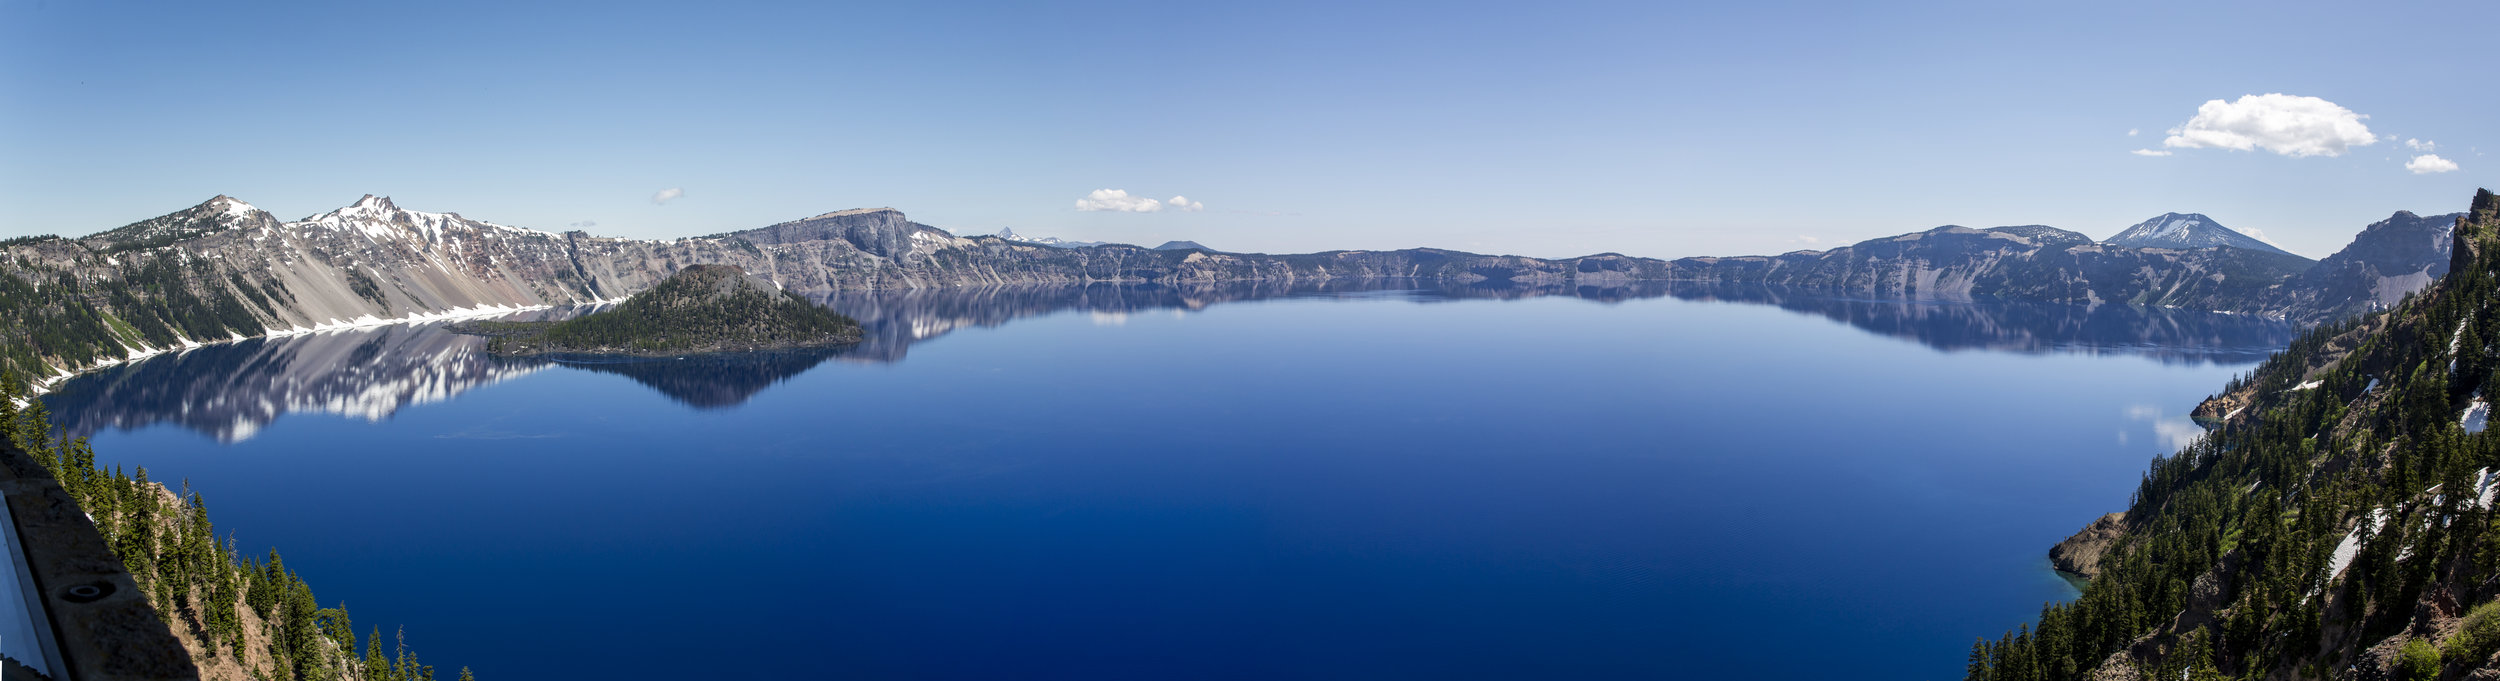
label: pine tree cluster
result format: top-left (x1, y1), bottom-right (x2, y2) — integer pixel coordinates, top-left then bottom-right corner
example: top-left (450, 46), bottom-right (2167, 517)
top-left (2, 385), bottom-right (468, 681)
top-left (0, 251), bottom-right (287, 387)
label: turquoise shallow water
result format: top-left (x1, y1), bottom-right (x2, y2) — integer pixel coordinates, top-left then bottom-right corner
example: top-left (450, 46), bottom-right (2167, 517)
top-left (44, 284), bottom-right (2292, 680)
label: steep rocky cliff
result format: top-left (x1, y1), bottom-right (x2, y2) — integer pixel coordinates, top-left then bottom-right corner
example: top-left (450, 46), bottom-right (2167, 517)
top-left (2250, 211), bottom-right (2468, 324)
top-left (1969, 189), bottom-right (2500, 681)
top-left (1663, 224), bottom-right (2318, 309)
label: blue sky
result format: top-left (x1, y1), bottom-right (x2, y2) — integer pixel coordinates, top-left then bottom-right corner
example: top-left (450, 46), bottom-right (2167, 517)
top-left (2, 0), bottom-right (2491, 259)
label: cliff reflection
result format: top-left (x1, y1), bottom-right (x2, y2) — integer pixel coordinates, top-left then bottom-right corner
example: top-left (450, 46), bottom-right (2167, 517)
top-left (1653, 282), bottom-right (2300, 364)
top-left (41, 321), bottom-right (552, 443)
top-left (41, 280), bottom-right (2298, 442)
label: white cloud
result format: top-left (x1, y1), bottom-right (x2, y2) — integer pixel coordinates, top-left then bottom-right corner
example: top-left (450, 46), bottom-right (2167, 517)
top-left (1074, 189), bottom-right (1203, 213)
top-left (2407, 138), bottom-right (2437, 151)
top-left (2408, 154), bottom-right (2461, 174)
top-left (2161, 93), bottom-right (2378, 157)
top-left (2127, 128), bottom-right (2140, 137)
top-left (2125, 404), bottom-right (2206, 451)
top-left (2131, 149), bottom-right (2172, 157)
top-left (2240, 227), bottom-right (2277, 246)
top-left (651, 187), bottom-right (685, 205)
top-left (1075, 188), bottom-right (1162, 212)
top-left (569, 220), bottom-right (598, 228)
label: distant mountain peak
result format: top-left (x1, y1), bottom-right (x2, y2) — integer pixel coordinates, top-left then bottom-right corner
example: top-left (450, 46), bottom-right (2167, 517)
top-left (1153, 240), bottom-right (1210, 251)
top-left (77, 194), bottom-right (273, 248)
top-left (2104, 212), bottom-right (2299, 258)
top-left (2145, 213), bottom-right (2214, 239)
top-left (996, 229), bottom-right (1108, 249)
top-left (348, 194), bottom-right (397, 212)
top-left (205, 195), bottom-right (262, 218)
top-left (305, 194), bottom-right (403, 222)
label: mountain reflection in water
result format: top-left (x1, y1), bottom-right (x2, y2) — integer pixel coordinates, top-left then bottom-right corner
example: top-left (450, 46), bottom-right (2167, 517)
top-left (41, 280), bottom-right (2298, 441)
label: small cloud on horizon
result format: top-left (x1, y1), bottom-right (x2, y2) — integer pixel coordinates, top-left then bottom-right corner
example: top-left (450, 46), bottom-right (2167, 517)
top-left (569, 220), bottom-right (598, 228)
top-left (652, 187), bottom-right (685, 205)
top-left (2161, 93), bottom-right (2378, 158)
top-left (1075, 188), bottom-right (1205, 213)
top-left (2408, 154), bottom-right (2461, 174)
top-left (2131, 149), bottom-right (2173, 157)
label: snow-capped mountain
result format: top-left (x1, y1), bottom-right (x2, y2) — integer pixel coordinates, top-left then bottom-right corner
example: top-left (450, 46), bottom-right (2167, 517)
top-left (78, 194), bottom-right (278, 250)
top-left (0, 194), bottom-right (993, 383)
top-left (2103, 213), bottom-right (2299, 257)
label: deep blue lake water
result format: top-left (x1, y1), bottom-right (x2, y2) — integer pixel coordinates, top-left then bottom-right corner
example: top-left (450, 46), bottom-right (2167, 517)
top-left (41, 283), bottom-right (2296, 680)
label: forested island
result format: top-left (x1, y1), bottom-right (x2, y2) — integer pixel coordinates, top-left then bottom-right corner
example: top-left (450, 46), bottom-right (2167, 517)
top-left (451, 264), bottom-right (862, 357)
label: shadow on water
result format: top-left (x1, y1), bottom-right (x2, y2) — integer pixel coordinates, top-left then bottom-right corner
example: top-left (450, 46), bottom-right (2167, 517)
top-left (530, 349), bottom-right (849, 409)
top-left (40, 279), bottom-right (2300, 441)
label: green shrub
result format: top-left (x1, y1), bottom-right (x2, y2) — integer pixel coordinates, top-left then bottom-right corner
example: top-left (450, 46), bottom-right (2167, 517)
top-left (2446, 600), bottom-right (2500, 665)
top-left (2398, 637), bottom-right (2441, 681)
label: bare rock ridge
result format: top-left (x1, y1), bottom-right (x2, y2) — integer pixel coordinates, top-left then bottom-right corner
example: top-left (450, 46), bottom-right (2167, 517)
top-left (2048, 512), bottom-right (2127, 579)
top-left (2266, 210), bottom-right (2467, 323)
top-left (0, 195), bottom-right (2467, 384)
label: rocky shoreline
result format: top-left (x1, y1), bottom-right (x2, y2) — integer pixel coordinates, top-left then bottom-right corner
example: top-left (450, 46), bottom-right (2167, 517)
top-left (2048, 512), bottom-right (2128, 580)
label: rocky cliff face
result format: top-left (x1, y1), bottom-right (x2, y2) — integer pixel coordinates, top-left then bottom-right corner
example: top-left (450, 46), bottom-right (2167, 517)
top-left (1663, 224), bottom-right (2319, 312)
top-left (0, 195), bottom-right (2460, 386)
top-left (2251, 211), bottom-right (2467, 323)
top-left (2049, 512), bottom-right (2128, 579)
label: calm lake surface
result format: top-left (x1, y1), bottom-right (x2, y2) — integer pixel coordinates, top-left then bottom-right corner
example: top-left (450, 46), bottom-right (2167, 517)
top-left (42, 282), bottom-right (2297, 680)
